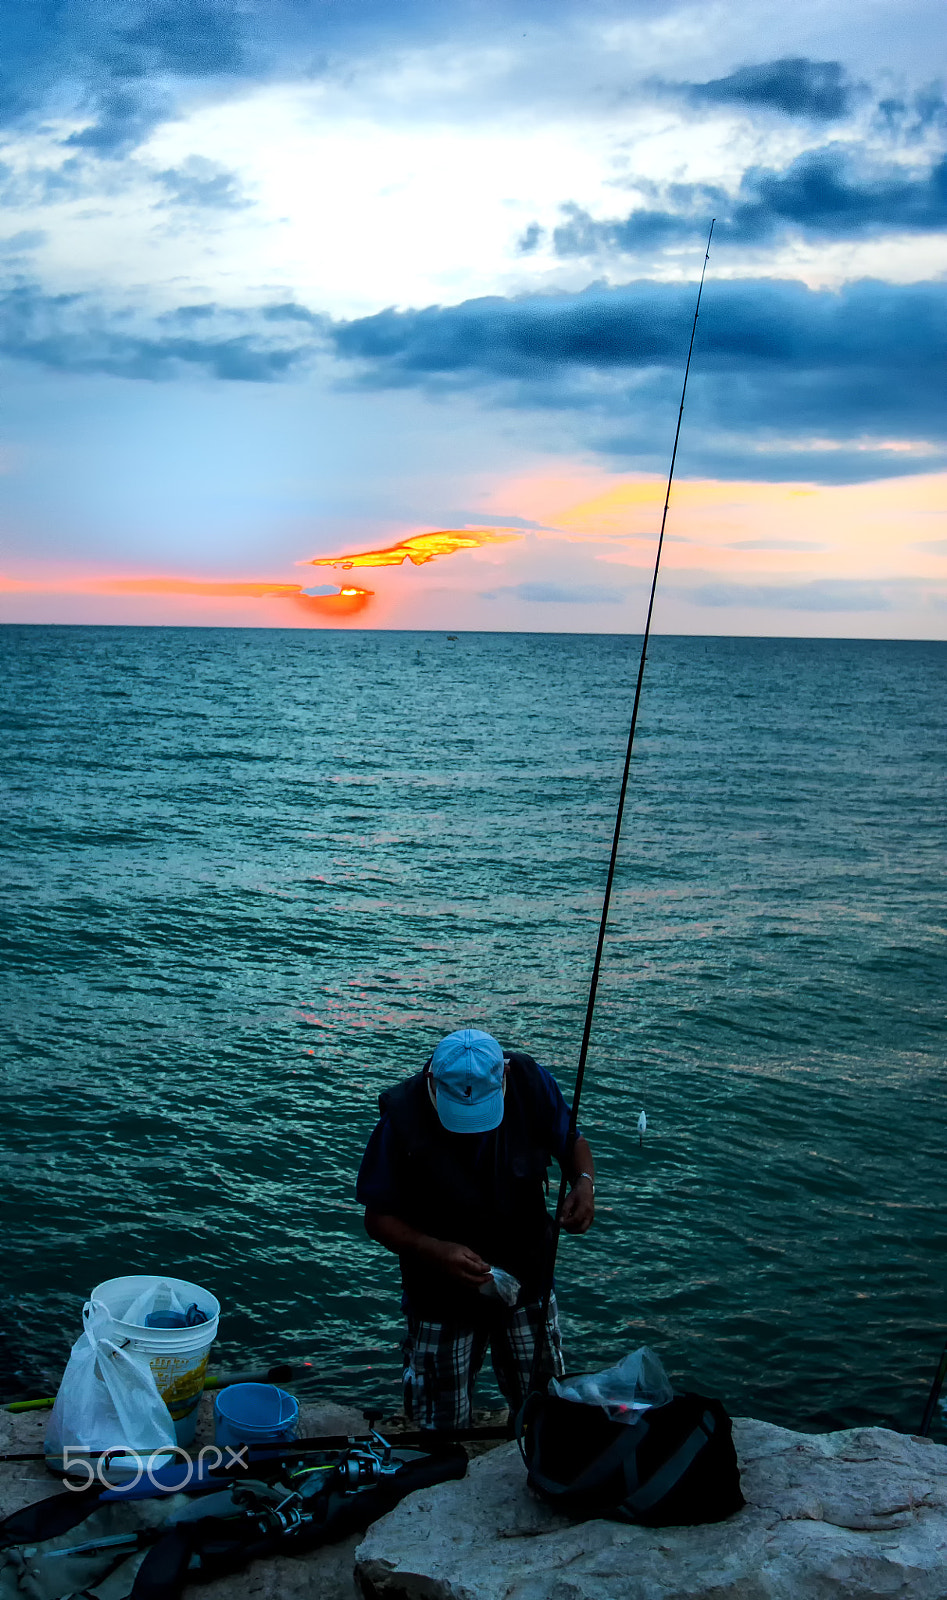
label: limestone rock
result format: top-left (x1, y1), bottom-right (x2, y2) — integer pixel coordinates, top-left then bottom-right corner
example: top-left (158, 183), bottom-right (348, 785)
top-left (354, 1418), bottom-right (947, 1599)
top-left (0, 1405), bottom-right (51, 1525)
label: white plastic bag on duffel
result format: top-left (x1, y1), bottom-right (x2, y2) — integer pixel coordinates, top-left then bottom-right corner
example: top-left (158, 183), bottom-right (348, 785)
top-left (45, 1299), bottom-right (176, 1463)
top-left (551, 1345), bottom-right (674, 1422)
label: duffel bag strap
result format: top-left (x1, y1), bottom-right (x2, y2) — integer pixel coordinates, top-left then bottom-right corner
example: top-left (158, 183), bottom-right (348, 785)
top-left (518, 1400), bottom-right (650, 1501)
top-left (623, 1408), bottom-right (715, 1515)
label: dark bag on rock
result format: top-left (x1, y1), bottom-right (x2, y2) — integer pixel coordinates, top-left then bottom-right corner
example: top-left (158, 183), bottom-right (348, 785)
top-left (518, 1390), bottom-right (744, 1527)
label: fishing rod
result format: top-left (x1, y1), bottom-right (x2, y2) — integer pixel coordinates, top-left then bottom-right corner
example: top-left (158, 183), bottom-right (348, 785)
top-left (1, 1423), bottom-right (510, 1468)
top-left (1, 1361), bottom-right (314, 1414)
top-left (919, 1338), bottom-right (947, 1437)
top-left (526, 219), bottom-right (715, 1399)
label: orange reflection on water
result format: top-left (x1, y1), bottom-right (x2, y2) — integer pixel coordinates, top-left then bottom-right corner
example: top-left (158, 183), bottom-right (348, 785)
top-left (305, 528), bottom-right (522, 570)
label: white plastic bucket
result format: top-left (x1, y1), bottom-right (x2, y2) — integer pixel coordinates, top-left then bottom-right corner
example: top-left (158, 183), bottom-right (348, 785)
top-left (91, 1275), bottom-right (220, 1446)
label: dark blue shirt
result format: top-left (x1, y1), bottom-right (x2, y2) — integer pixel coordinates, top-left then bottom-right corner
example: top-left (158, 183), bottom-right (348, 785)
top-left (357, 1062), bottom-right (577, 1213)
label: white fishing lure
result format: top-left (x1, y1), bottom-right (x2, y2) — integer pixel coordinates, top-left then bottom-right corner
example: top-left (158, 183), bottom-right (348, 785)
top-left (637, 1109), bottom-right (647, 1146)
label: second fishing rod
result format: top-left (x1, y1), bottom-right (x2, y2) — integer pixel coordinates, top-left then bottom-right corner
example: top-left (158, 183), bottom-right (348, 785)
top-left (526, 219), bottom-right (715, 1400)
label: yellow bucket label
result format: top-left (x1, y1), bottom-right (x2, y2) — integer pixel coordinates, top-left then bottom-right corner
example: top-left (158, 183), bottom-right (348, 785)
top-left (147, 1351), bottom-right (210, 1420)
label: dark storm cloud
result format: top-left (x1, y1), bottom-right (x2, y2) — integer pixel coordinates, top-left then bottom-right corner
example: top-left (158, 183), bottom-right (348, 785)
top-left (0, 158), bottom-right (93, 208)
top-left (552, 201), bottom-right (701, 255)
top-left (875, 84), bottom-right (947, 138)
top-left (330, 276), bottom-right (946, 392)
top-left (2, 272), bottom-right (945, 483)
top-left (111, 0), bottom-right (243, 75)
top-left (549, 147), bottom-right (947, 258)
top-left (329, 276), bottom-right (947, 482)
top-left (260, 302), bottom-right (323, 324)
top-left (0, 229), bottom-right (46, 257)
top-left (156, 158), bottom-right (248, 210)
top-left (683, 58), bottom-right (855, 120)
top-left (331, 282), bottom-right (698, 375)
top-left (517, 222), bottom-right (544, 254)
top-left (0, 1), bottom-right (936, 192)
top-left (0, 284), bottom-right (315, 380)
top-left (155, 303), bottom-right (216, 323)
top-left (742, 148), bottom-right (947, 235)
top-left (64, 85), bottom-right (172, 155)
top-left (0, 0), bottom-right (244, 153)
top-left (0, 0), bottom-right (663, 152)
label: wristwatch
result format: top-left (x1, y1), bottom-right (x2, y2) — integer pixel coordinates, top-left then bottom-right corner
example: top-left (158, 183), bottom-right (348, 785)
top-left (573, 1171), bottom-right (595, 1190)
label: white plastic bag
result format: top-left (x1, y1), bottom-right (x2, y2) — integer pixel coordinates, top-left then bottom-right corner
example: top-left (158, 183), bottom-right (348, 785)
top-left (478, 1267), bottom-right (521, 1306)
top-left (551, 1345), bottom-right (673, 1422)
top-left (45, 1300), bottom-right (176, 1463)
top-left (122, 1277), bottom-right (189, 1326)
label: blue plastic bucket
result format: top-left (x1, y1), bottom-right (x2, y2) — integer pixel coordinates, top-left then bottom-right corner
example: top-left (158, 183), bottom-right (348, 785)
top-left (213, 1383), bottom-right (299, 1448)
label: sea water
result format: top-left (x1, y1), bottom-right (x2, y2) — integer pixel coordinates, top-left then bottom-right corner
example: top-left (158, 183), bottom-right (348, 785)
top-left (1, 626), bottom-right (944, 1437)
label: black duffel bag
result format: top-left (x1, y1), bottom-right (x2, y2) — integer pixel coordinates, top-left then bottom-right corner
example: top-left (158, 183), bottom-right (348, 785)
top-left (517, 1389), bottom-right (744, 1527)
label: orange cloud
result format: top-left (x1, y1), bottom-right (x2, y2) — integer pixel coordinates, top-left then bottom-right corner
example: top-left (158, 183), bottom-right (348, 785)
top-left (1, 572), bottom-right (374, 619)
top-left (103, 576), bottom-right (375, 617)
top-left (305, 528), bottom-right (522, 570)
top-left (104, 578), bottom-right (307, 597)
top-left (1, 528), bottom-right (520, 624)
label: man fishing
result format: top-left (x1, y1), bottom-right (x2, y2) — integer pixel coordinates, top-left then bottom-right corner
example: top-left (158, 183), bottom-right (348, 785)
top-left (357, 1027), bottom-right (595, 1433)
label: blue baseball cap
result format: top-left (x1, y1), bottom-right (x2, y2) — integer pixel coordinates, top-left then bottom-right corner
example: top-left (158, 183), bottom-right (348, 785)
top-left (430, 1029), bottom-right (505, 1133)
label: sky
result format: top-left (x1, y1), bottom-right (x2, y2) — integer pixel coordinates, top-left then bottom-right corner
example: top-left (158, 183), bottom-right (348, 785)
top-left (0, 0), bottom-right (945, 635)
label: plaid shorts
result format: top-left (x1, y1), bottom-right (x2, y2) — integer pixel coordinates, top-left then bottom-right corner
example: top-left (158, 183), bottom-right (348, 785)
top-left (401, 1294), bottom-right (565, 1433)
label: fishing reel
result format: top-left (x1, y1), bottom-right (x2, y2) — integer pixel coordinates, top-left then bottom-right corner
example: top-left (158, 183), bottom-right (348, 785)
top-left (287, 1429), bottom-right (399, 1501)
top-left (336, 1429), bottom-right (398, 1492)
top-left (231, 1485), bottom-right (308, 1538)
top-left (338, 1451), bottom-right (385, 1490)
top-left (261, 1492), bottom-right (307, 1536)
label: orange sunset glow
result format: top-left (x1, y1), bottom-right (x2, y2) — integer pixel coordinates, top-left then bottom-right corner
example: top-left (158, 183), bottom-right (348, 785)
top-left (0, 573), bottom-right (375, 619)
top-left (469, 468), bottom-right (947, 583)
top-left (306, 528), bottom-right (523, 569)
top-left (105, 577), bottom-right (374, 616)
top-left (2, 471), bottom-right (944, 633)
top-left (106, 578), bottom-right (310, 597)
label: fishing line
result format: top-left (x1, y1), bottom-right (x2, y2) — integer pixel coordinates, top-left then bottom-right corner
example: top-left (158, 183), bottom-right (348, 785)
top-left (526, 220), bottom-right (715, 1400)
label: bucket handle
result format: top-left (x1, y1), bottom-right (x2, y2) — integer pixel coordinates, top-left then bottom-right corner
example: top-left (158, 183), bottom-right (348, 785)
top-left (82, 1298), bottom-right (130, 1353)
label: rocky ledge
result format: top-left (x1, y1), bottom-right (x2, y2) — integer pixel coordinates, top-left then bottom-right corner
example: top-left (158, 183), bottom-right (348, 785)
top-left (355, 1418), bottom-right (947, 1600)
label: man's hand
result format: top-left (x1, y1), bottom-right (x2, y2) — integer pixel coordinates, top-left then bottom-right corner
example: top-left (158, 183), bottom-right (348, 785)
top-left (426, 1240), bottom-right (492, 1285)
top-left (364, 1209), bottom-right (492, 1285)
top-left (561, 1175), bottom-right (595, 1234)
